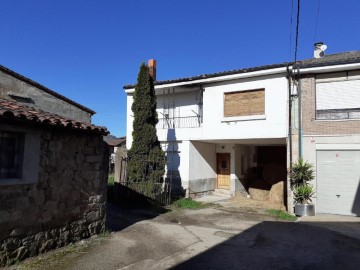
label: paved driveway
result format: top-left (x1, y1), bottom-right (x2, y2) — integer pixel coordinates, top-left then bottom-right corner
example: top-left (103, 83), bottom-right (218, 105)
top-left (8, 205), bottom-right (360, 270)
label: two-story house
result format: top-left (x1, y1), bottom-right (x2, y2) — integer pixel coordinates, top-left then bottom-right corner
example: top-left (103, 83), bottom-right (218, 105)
top-left (125, 60), bottom-right (290, 208)
top-left (126, 48), bottom-right (360, 216)
top-left (294, 50), bottom-right (360, 216)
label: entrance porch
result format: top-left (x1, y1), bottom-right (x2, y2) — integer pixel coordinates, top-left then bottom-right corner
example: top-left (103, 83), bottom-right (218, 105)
top-left (188, 138), bottom-right (287, 209)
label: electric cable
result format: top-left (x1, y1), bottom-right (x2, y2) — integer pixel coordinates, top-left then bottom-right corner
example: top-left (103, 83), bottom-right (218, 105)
top-left (294, 0), bottom-right (301, 62)
top-left (313, 0), bottom-right (321, 43)
top-left (289, 0), bottom-right (294, 58)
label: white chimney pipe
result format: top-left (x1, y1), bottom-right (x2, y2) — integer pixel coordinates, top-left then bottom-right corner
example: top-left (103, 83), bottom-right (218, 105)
top-left (314, 42), bottom-right (327, 59)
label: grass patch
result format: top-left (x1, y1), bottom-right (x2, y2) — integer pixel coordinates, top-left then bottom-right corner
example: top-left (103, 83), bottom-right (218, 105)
top-left (107, 174), bottom-right (114, 186)
top-left (266, 209), bottom-right (297, 221)
top-left (171, 198), bottom-right (209, 209)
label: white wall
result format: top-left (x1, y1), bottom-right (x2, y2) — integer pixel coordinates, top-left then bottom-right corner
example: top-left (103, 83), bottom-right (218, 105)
top-left (202, 74), bottom-right (288, 141)
top-left (161, 140), bottom-right (190, 188)
top-left (156, 89), bottom-right (202, 118)
top-left (126, 73), bottom-right (288, 148)
top-left (126, 94), bottom-right (134, 149)
top-left (189, 141), bottom-right (216, 181)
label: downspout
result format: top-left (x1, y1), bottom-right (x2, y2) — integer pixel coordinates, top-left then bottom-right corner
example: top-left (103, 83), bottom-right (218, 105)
top-left (297, 67), bottom-right (302, 159)
top-left (286, 64), bottom-right (293, 171)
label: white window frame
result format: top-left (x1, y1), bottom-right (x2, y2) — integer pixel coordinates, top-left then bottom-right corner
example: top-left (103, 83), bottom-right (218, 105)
top-left (315, 71), bottom-right (360, 120)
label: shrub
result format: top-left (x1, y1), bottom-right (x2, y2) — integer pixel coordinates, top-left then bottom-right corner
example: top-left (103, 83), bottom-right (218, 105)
top-left (293, 184), bottom-right (315, 205)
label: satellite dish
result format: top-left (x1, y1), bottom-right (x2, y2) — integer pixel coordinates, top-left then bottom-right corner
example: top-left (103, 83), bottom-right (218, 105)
top-left (320, 44), bottom-right (327, 51)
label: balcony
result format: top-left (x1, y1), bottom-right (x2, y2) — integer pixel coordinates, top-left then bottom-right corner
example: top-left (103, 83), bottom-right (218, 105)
top-left (156, 116), bottom-right (202, 129)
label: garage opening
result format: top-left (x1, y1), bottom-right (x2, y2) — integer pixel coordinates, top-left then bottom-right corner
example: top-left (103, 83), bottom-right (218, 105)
top-left (234, 145), bottom-right (287, 210)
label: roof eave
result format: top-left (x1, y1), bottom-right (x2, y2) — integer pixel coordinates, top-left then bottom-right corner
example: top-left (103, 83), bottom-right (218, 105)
top-left (0, 65), bottom-right (96, 115)
top-left (124, 65), bottom-right (290, 93)
top-left (296, 61), bottom-right (360, 74)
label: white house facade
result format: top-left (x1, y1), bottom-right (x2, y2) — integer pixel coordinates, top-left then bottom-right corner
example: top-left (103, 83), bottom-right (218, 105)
top-left (125, 63), bottom-right (290, 208)
top-left (125, 49), bottom-right (360, 216)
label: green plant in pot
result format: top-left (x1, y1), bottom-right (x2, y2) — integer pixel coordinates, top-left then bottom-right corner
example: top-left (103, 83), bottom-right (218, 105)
top-left (290, 159), bottom-right (316, 216)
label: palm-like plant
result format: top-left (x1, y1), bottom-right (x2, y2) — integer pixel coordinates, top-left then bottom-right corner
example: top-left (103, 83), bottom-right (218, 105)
top-left (291, 159), bottom-right (316, 205)
top-left (290, 159), bottom-right (315, 188)
top-left (293, 184), bottom-right (315, 205)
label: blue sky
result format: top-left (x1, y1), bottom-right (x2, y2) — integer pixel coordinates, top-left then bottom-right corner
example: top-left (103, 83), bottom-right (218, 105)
top-left (1, 0), bottom-right (359, 136)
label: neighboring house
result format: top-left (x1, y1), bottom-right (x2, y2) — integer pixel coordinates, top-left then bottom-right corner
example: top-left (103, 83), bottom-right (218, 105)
top-left (104, 135), bottom-right (126, 155)
top-left (294, 50), bottom-right (360, 216)
top-left (103, 135), bottom-right (126, 173)
top-left (124, 47), bottom-right (360, 216)
top-left (0, 65), bottom-right (94, 123)
top-left (0, 66), bottom-right (108, 265)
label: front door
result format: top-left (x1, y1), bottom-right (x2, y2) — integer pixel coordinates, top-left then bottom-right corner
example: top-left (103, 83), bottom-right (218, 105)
top-left (217, 153), bottom-right (230, 189)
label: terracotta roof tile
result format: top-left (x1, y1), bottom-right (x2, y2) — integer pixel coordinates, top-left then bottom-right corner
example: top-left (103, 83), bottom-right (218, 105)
top-left (104, 135), bottom-right (126, 146)
top-left (0, 98), bottom-right (108, 135)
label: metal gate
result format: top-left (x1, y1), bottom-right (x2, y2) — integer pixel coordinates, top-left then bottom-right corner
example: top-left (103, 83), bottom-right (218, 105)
top-left (118, 157), bottom-right (172, 206)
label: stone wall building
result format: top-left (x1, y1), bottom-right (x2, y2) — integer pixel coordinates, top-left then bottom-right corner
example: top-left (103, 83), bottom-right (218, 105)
top-left (0, 65), bottom-right (94, 123)
top-left (0, 66), bottom-right (108, 266)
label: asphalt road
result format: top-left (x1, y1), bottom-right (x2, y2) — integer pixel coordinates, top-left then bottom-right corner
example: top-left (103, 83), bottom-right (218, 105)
top-left (7, 205), bottom-right (360, 270)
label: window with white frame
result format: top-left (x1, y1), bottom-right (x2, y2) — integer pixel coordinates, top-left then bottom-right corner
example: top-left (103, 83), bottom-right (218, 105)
top-left (316, 71), bottom-right (360, 120)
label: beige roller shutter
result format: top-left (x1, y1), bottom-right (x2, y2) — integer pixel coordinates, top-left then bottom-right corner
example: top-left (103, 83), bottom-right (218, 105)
top-left (224, 89), bottom-right (265, 117)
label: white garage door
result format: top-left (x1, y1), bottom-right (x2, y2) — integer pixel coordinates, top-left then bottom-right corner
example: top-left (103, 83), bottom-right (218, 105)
top-left (317, 150), bottom-right (360, 216)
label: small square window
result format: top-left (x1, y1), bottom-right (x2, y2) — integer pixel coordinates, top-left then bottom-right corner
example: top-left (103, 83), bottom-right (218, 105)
top-left (0, 131), bottom-right (24, 180)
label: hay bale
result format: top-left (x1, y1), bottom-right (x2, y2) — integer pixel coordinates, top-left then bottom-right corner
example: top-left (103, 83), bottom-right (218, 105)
top-left (248, 179), bottom-right (271, 201)
top-left (269, 181), bottom-right (284, 204)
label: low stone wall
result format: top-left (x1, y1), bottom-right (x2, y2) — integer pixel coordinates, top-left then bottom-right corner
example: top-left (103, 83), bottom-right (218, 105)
top-left (0, 128), bottom-right (108, 266)
top-left (188, 178), bottom-right (216, 198)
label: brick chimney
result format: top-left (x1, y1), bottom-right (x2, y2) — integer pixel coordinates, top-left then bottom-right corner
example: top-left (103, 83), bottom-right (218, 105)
top-left (148, 59), bottom-right (156, 81)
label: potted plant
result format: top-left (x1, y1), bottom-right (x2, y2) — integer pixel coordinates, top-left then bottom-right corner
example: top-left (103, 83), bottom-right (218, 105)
top-left (290, 159), bottom-right (316, 216)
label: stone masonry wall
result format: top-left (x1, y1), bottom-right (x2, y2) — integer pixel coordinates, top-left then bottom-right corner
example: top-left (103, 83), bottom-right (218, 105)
top-left (0, 128), bottom-right (108, 266)
top-left (301, 75), bottom-right (360, 135)
top-left (0, 70), bottom-right (92, 123)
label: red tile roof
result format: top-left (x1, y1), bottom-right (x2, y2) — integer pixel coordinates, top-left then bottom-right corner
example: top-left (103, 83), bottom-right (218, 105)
top-left (104, 135), bottom-right (126, 146)
top-left (0, 98), bottom-right (108, 135)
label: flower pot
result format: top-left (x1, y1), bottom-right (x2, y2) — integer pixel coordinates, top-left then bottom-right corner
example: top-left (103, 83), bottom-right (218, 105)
top-left (294, 204), bottom-right (315, 216)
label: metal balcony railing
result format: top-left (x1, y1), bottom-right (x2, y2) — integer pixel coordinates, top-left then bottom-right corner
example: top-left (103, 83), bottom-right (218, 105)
top-left (156, 116), bottom-right (202, 129)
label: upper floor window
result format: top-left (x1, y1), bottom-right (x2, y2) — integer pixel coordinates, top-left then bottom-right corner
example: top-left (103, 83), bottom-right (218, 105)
top-left (224, 89), bottom-right (265, 117)
top-left (0, 131), bottom-right (24, 179)
top-left (316, 71), bottom-right (360, 120)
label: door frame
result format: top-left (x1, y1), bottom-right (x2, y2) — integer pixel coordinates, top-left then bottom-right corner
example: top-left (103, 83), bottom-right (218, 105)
top-left (216, 153), bottom-right (231, 189)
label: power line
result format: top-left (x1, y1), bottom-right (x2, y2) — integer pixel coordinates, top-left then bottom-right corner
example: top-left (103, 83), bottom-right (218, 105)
top-left (289, 0), bottom-right (294, 58)
top-left (294, 0), bottom-right (301, 62)
top-left (313, 0), bottom-right (321, 43)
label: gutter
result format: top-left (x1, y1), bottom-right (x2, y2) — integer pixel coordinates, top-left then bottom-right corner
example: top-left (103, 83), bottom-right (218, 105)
top-left (297, 67), bottom-right (303, 159)
top-left (296, 62), bottom-right (360, 74)
top-left (286, 65), bottom-right (293, 171)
